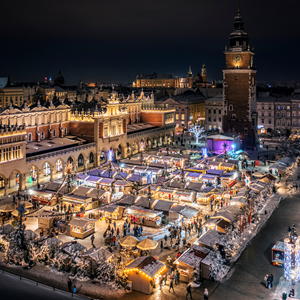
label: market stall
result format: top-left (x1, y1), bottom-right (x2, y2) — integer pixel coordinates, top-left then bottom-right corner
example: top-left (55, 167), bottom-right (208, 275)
top-left (84, 175), bottom-right (102, 188)
top-left (174, 190), bottom-right (195, 202)
top-left (169, 205), bottom-right (200, 224)
top-left (186, 172), bottom-right (202, 183)
top-left (174, 245), bottom-right (210, 282)
top-left (29, 190), bottom-right (57, 206)
top-left (126, 206), bottom-right (163, 227)
top-left (37, 209), bottom-right (61, 229)
top-left (201, 174), bottom-right (218, 186)
top-left (220, 162), bottom-right (235, 171)
top-left (194, 229), bottom-right (224, 250)
top-left (208, 161), bottom-right (222, 170)
top-left (196, 186), bottom-right (215, 204)
top-left (203, 217), bottom-right (230, 234)
top-left (69, 218), bottom-right (95, 239)
top-left (98, 178), bottom-right (114, 191)
top-left (99, 205), bottom-right (125, 220)
top-left (125, 256), bottom-right (167, 295)
top-left (113, 180), bottom-right (132, 194)
top-left (220, 173), bottom-right (236, 188)
top-left (62, 194), bottom-right (96, 212)
top-left (153, 188), bottom-right (176, 201)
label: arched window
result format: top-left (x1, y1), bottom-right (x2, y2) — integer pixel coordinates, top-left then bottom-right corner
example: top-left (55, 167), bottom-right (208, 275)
top-left (53, 129), bottom-right (56, 137)
top-left (64, 128), bottom-right (67, 134)
top-left (56, 159), bottom-right (63, 172)
top-left (78, 154), bottom-right (84, 167)
top-left (28, 133), bottom-right (32, 142)
top-left (43, 162), bottom-right (50, 176)
top-left (89, 152), bottom-right (94, 164)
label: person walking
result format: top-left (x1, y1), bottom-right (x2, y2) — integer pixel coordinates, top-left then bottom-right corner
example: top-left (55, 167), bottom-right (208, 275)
top-left (204, 288), bottom-right (209, 300)
top-left (91, 234), bottom-right (95, 246)
top-left (114, 221), bottom-right (117, 230)
top-left (117, 228), bottom-right (120, 238)
top-left (160, 240), bottom-right (164, 251)
top-left (264, 274), bottom-right (269, 288)
top-left (67, 279), bottom-right (72, 292)
top-left (169, 277), bottom-right (175, 293)
top-left (186, 283), bottom-right (193, 299)
top-left (73, 285), bottom-right (77, 294)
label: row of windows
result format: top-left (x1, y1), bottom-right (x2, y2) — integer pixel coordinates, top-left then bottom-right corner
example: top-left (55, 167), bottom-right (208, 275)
top-left (27, 128), bottom-right (67, 141)
top-left (261, 112), bottom-right (272, 117)
top-left (5, 96), bottom-right (23, 102)
top-left (277, 105), bottom-right (291, 110)
top-left (208, 109), bottom-right (222, 114)
top-left (260, 104), bottom-right (300, 109)
top-left (261, 119), bottom-right (272, 124)
top-left (176, 114), bottom-right (185, 120)
top-left (0, 146), bottom-right (21, 162)
top-left (208, 117), bottom-right (222, 122)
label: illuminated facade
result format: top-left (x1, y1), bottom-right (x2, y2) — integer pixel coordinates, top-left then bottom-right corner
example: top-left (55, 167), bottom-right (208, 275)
top-left (0, 90), bottom-right (175, 194)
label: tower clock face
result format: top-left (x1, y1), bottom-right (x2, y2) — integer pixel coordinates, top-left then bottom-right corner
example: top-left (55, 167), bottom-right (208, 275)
top-left (233, 54), bottom-right (242, 64)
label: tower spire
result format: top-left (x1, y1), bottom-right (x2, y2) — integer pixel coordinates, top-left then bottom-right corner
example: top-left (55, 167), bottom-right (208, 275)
top-left (237, 1), bottom-right (240, 15)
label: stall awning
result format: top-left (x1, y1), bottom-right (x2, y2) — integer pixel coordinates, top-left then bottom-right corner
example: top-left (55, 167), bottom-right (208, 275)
top-left (202, 174), bottom-right (218, 181)
top-left (114, 172), bottom-right (130, 180)
top-left (126, 205), bottom-right (163, 218)
top-left (76, 174), bottom-right (90, 181)
top-left (88, 169), bottom-right (105, 177)
top-left (114, 180), bottom-right (129, 186)
top-left (99, 178), bottom-right (115, 185)
top-left (86, 176), bottom-right (102, 183)
top-left (127, 174), bottom-right (143, 182)
top-left (99, 205), bottom-right (119, 214)
top-left (69, 218), bottom-right (92, 227)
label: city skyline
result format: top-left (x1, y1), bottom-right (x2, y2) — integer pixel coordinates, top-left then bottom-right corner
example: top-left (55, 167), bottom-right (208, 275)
top-left (1, 0), bottom-right (300, 84)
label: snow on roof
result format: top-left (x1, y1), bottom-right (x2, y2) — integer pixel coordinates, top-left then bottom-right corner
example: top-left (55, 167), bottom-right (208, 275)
top-left (60, 241), bottom-right (86, 254)
top-left (126, 256), bottom-right (165, 278)
top-left (83, 246), bottom-right (113, 262)
top-left (153, 200), bottom-right (174, 212)
top-left (69, 218), bottom-right (92, 227)
top-left (195, 229), bottom-right (224, 249)
top-left (170, 205), bottom-right (199, 219)
top-left (99, 205), bottom-right (119, 214)
top-left (176, 245), bottom-right (210, 268)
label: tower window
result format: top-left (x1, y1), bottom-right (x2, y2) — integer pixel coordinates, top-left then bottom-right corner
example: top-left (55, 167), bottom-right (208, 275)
top-left (236, 41), bottom-right (239, 46)
top-left (261, 119), bottom-right (264, 124)
top-left (229, 105), bottom-right (233, 111)
top-left (244, 127), bottom-right (248, 135)
top-left (28, 133), bottom-right (32, 142)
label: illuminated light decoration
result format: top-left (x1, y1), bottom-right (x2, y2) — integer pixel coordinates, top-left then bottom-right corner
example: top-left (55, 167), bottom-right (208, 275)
top-left (295, 238), bottom-right (300, 282)
top-left (245, 175), bottom-right (251, 188)
top-left (202, 148), bottom-right (208, 158)
top-left (189, 124), bottom-right (205, 144)
top-left (107, 149), bottom-right (113, 162)
top-left (284, 238), bottom-right (293, 280)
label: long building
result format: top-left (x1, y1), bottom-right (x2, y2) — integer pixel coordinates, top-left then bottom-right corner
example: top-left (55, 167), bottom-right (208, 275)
top-left (0, 90), bottom-right (175, 194)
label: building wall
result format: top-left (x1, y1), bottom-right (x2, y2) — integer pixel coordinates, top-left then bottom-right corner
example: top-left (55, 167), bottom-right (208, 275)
top-left (69, 122), bottom-right (95, 142)
top-left (140, 111), bottom-right (163, 126)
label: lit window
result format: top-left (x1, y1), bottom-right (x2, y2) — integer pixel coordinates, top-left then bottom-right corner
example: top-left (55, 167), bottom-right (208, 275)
top-left (176, 114), bottom-right (179, 120)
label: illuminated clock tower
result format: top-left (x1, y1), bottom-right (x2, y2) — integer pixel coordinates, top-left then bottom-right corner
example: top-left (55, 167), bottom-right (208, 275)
top-left (222, 4), bottom-right (257, 149)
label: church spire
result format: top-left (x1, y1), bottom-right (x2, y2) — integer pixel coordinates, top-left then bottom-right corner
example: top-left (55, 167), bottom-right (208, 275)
top-left (187, 66), bottom-right (193, 77)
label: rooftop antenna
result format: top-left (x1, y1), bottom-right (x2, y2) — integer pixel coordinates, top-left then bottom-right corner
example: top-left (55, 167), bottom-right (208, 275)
top-left (237, 1), bottom-right (240, 14)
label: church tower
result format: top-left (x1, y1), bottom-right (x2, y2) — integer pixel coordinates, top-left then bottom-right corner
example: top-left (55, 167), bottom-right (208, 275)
top-left (222, 3), bottom-right (257, 149)
top-left (187, 66), bottom-right (193, 88)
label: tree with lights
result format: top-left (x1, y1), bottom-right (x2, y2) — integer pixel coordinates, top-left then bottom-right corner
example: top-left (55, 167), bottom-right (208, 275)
top-left (189, 123), bottom-right (205, 144)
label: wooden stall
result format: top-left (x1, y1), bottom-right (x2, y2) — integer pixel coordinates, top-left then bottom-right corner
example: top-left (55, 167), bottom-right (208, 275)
top-left (69, 218), bottom-right (95, 239)
top-left (174, 245), bottom-right (210, 282)
top-left (126, 206), bottom-right (163, 228)
top-left (37, 209), bottom-right (61, 229)
top-left (99, 205), bottom-right (125, 220)
top-left (29, 190), bottom-right (57, 206)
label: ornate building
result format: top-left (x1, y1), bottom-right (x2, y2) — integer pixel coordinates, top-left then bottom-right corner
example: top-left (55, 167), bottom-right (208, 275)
top-left (222, 4), bottom-right (258, 148)
top-left (0, 90), bottom-right (175, 194)
top-left (132, 73), bottom-right (180, 89)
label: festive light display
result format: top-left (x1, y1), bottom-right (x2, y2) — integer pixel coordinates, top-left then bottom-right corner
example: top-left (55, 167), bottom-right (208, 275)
top-left (107, 149), bottom-right (113, 162)
top-left (284, 238), bottom-right (293, 280)
top-left (284, 237), bottom-right (300, 281)
top-left (189, 124), bottom-right (205, 144)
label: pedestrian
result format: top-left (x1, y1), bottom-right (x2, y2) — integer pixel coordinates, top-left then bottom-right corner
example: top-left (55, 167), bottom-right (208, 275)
top-left (114, 221), bottom-right (117, 229)
top-left (267, 275), bottom-right (272, 289)
top-left (164, 234), bottom-right (168, 242)
top-left (117, 228), bottom-right (120, 237)
top-left (186, 283), bottom-right (193, 299)
top-left (286, 179), bottom-right (288, 186)
top-left (164, 275), bottom-right (167, 285)
top-left (67, 279), bottom-right (72, 292)
top-left (270, 274), bottom-right (273, 288)
top-left (161, 240), bottom-right (164, 251)
top-left (55, 228), bottom-right (59, 238)
top-left (176, 270), bottom-right (180, 285)
top-left (91, 234), bottom-right (95, 246)
top-left (73, 285), bottom-right (77, 294)
top-left (264, 274), bottom-right (268, 288)
top-left (169, 277), bottom-right (175, 293)
top-left (204, 288), bottom-right (209, 300)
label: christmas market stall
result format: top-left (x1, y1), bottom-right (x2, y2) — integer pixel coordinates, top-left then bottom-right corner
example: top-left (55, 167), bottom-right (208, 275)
top-left (174, 190), bottom-right (195, 202)
top-left (194, 229), bottom-right (224, 251)
top-left (125, 256), bottom-right (167, 295)
top-left (83, 175), bottom-right (102, 188)
top-left (208, 161), bottom-right (222, 170)
top-left (185, 172), bottom-right (202, 183)
top-left (62, 194), bottom-right (95, 212)
top-left (153, 188), bottom-right (176, 201)
top-left (220, 162), bottom-right (235, 172)
top-left (98, 178), bottom-right (115, 191)
top-left (117, 195), bottom-right (138, 207)
top-left (174, 245), bottom-right (210, 282)
top-left (196, 186), bottom-right (215, 204)
top-left (113, 180), bottom-right (132, 194)
top-left (29, 190), bottom-right (57, 206)
top-left (220, 173), bottom-right (237, 188)
top-left (99, 204), bottom-right (125, 220)
top-left (83, 246), bottom-right (113, 263)
top-left (126, 206), bottom-right (163, 227)
top-left (200, 174), bottom-right (218, 186)
top-left (59, 241), bottom-right (87, 254)
top-left (37, 209), bottom-right (61, 230)
top-left (185, 182), bottom-right (203, 192)
top-left (71, 186), bottom-right (110, 204)
top-left (135, 197), bottom-right (155, 209)
top-left (69, 218), bottom-right (95, 239)
top-left (169, 205), bottom-right (200, 225)
top-left (203, 217), bottom-right (230, 234)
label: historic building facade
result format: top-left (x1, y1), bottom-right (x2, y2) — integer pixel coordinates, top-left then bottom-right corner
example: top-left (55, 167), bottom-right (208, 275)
top-left (222, 5), bottom-right (258, 148)
top-left (0, 90), bottom-right (175, 194)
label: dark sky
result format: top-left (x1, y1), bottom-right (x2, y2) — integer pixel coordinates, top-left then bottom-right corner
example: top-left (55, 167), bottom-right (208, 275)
top-left (1, 0), bottom-right (300, 84)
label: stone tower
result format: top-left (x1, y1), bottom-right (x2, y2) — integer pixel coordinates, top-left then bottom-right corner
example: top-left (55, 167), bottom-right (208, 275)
top-left (187, 66), bottom-right (193, 88)
top-left (222, 3), bottom-right (257, 149)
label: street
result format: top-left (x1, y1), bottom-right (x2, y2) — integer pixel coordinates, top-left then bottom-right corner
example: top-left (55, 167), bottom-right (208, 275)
top-left (210, 191), bottom-right (300, 300)
top-left (0, 271), bottom-right (88, 300)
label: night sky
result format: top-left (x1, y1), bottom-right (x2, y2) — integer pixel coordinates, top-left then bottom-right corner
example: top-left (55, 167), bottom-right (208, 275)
top-left (1, 0), bottom-right (299, 84)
